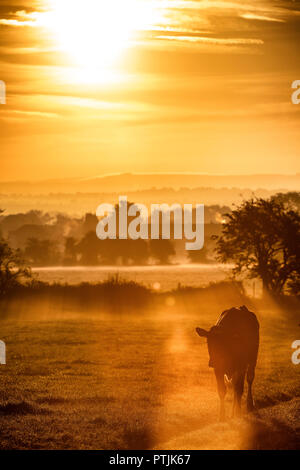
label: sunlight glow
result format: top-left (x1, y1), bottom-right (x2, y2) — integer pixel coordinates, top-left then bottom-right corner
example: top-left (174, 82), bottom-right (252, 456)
top-left (44, 0), bottom-right (159, 76)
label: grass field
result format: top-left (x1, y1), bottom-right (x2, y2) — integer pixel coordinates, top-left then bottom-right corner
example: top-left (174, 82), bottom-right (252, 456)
top-left (0, 285), bottom-right (299, 450)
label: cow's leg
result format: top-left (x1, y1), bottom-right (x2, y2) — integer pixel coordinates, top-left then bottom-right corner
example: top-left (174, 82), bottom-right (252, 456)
top-left (246, 365), bottom-right (255, 412)
top-left (214, 369), bottom-right (226, 421)
top-left (232, 370), bottom-right (245, 418)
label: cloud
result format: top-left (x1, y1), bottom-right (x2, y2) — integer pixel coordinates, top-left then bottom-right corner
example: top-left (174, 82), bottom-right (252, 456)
top-left (240, 13), bottom-right (285, 23)
top-left (7, 109), bottom-right (60, 118)
top-left (0, 9), bottom-right (41, 27)
top-left (154, 35), bottom-right (264, 46)
top-left (0, 18), bottom-right (36, 26)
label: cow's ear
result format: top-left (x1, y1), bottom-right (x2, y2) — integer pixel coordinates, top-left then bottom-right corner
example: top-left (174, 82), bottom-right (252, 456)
top-left (196, 327), bottom-right (209, 338)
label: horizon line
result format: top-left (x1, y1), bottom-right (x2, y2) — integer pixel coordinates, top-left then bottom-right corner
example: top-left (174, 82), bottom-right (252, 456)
top-left (0, 171), bottom-right (300, 185)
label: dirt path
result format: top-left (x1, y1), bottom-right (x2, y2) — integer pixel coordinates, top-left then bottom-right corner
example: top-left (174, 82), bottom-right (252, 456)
top-left (154, 398), bottom-right (300, 450)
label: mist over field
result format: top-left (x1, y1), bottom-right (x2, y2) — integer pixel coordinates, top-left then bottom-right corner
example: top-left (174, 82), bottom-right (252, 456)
top-left (1, 0), bottom-right (300, 452)
top-left (0, 177), bottom-right (299, 450)
top-left (0, 182), bottom-right (299, 450)
top-left (0, 173), bottom-right (299, 215)
top-left (1, 279), bottom-right (299, 450)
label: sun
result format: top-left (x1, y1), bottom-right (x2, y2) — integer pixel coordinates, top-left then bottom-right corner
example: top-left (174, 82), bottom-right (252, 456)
top-left (45, 0), bottom-right (156, 72)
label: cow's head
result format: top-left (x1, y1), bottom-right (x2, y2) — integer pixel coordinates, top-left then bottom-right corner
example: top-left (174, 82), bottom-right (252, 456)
top-left (196, 326), bottom-right (226, 368)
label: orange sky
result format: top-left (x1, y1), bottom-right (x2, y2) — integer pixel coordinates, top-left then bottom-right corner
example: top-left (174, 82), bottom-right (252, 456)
top-left (0, 0), bottom-right (300, 181)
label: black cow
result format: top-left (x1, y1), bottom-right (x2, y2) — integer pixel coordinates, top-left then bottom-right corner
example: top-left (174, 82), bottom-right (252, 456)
top-left (196, 305), bottom-right (259, 420)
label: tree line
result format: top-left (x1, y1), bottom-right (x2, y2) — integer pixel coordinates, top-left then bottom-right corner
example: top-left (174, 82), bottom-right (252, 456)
top-left (0, 192), bottom-right (299, 296)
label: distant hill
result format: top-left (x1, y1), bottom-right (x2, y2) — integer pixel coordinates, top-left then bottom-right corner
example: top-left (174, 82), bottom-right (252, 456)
top-left (0, 173), bottom-right (299, 194)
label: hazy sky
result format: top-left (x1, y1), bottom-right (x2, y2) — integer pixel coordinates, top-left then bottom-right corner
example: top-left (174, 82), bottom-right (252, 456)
top-left (0, 0), bottom-right (300, 180)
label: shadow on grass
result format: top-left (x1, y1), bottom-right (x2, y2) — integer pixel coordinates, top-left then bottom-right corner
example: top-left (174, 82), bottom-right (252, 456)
top-left (0, 278), bottom-right (249, 317)
top-left (119, 422), bottom-right (156, 450)
top-left (0, 400), bottom-right (49, 416)
top-left (256, 392), bottom-right (292, 409)
top-left (241, 415), bottom-right (300, 450)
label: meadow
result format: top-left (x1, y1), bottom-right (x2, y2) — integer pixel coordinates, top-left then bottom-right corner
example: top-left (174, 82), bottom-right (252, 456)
top-left (0, 279), bottom-right (299, 450)
top-left (32, 264), bottom-right (231, 290)
top-left (32, 264), bottom-right (261, 297)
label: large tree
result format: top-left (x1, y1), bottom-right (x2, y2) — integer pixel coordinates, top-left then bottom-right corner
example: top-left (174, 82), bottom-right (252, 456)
top-left (24, 238), bottom-right (59, 266)
top-left (215, 198), bottom-right (300, 295)
top-left (0, 239), bottom-right (31, 296)
top-left (64, 237), bottom-right (78, 265)
top-left (149, 239), bottom-right (175, 265)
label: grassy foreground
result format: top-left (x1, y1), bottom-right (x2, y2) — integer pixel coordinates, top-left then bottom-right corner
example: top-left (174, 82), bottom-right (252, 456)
top-left (0, 283), bottom-right (299, 449)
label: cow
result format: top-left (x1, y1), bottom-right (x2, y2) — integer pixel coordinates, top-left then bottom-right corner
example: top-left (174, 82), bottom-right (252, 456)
top-left (196, 305), bottom-right (259, 420)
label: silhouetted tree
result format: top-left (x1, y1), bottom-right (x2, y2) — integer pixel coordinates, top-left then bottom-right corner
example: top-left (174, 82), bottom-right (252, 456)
top-left (118, 239), bottom-right (149, 265)
top-left (0, 210), bottom-right (50, 238)
top-left (0, 239), bottom-right (31, 296)
top-left (24, 238), bottom-right (60, 266)
top-left (96, 201), bottom-right (149, 265)
top-left (77, 231), bottom-right (102, 265)
top-left (215, 198), bottom-right (300, 295)
top-left (149, 239), bottom-right (175, 265)
top-left (98, 239), bottom-right (120, 265)
top-left (76, 232), bottom-right (149, 266)
top-left (187, 245), bottom-right (211, 264)
top-left (64, 237), bottom-right (78, 265)
top-left (98, 239), bottom-right (149, 266)
top-left (81, 213), bottom-right (98, 236)
top-left (271, 192), bottom-right (300, 213)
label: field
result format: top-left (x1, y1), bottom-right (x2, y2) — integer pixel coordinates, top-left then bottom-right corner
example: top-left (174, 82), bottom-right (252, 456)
top-left (32, 264), bottom-right (232, 291)
top-left (0, 282), bottom-right (299, 450)
top-left (32, 264), bottom-right (262, 297)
